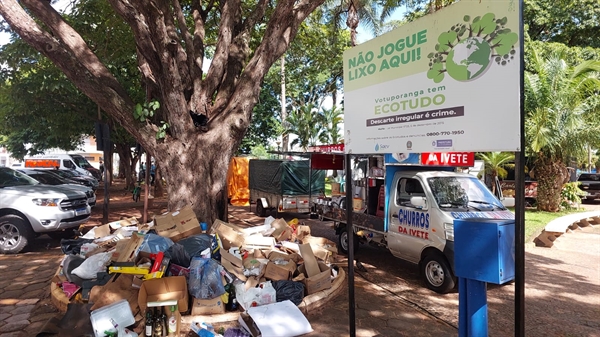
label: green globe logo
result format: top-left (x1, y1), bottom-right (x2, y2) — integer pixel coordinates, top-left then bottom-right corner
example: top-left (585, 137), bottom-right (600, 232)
top-left (427, 13), bottom-right (518, 83)
top-left (446, 37), bottom-right (491, 81)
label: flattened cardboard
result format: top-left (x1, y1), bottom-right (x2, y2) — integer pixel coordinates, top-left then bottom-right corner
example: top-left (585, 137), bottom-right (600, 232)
top-left (210, 219), bottom-right (245, 250)
top-left (111, 233), bottom-right (144, 263)
top-left (267, 250), bottom-right (301, 264)
top-left (241, 300), bottom-right (313, 337)
top-left (298, 244), bottom-right (320, 277)
top-left (295, 225), bottom-right (311, 241)
top-left (137, 276), bottom-right (188, 313)
top-left (301, 236), bottom-right (338, 254)
top-left (191, 296), bottom-right (226, 315)
top-left (242, 235), bottom-right (276, 250)
top-left (154, 205), bottom-right (201, 242)
top-left (297, 261), bottom-right (332, 295)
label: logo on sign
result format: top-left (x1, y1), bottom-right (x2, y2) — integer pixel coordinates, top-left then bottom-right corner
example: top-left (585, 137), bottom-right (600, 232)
top-left (374, 143), bottom-right (390, 151)
top-left (407, 141), bottom-right (412, 150)
top-left (435, 139), bottom-right (453, 148)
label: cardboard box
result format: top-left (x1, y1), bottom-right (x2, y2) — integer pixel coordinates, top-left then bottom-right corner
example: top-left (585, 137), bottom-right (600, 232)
top-left (220, 249), bottom-right (247, 281)
top-left (264, 261), bottom-right (296, 281)
top-left (295, 225), bottom-right (311, 242)
top-left (191, 296), bottom-right (226, 315)
top-left (111, 233), bottom-right (144, 263)
top-left (210, 219), bottom-right (245, 250)
top-left (301, 236), bottom-right (338, 254)
top-left (268, 250), bottom-right (301, 264)
top-left (269, 218), bottom-right (293, 242)
top-left (154, 205), bottom-right (202, 242)
top-left (297, 261), bottom-right (332, 295)
top-left (138, 276), bottom-right (188, 313)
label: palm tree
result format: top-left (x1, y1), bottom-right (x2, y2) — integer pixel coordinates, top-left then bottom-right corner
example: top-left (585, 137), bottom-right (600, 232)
top-left (524, 46), bottom-right (600, 211)
top-left (284, 103), bottom-right (325, 151)
top-left (324, 0), bottom-right (400, 46)
top-left (477, 152), bottom-right (515, 195)
top-left (319, 106), bottom-right (344, 145)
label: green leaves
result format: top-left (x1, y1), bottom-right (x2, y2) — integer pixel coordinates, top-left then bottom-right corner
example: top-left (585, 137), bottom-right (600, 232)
top-left (492, 31), bottom-right (519, 56)
top-left (133, 100), bottom-right (160, 122)
top-left (156, 121), bottom-right (169, 140)
top-left (471, 13), bottom-right (496, 36)
top-left (427, 63), bottom-right (445, 83)
top-left (436, 31), bottom-right (457, 52)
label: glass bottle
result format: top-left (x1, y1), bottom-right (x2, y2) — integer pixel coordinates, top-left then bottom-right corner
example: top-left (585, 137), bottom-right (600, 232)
top-left (225, 283), bottom-right (239, 312)
top-left (145, 310), bottom-right (153, 337)
top-left (167, 305), bottom-right (178, 336)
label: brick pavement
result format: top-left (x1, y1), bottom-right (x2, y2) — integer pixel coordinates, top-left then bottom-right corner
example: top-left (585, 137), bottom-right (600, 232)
top-left (1, 200), bottom-right (597, 337)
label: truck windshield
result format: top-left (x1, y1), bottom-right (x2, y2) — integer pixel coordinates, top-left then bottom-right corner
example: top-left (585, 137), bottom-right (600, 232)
top-left (0, 167), bottom-right (39, 187)
top-left (70, 155), bottom-right (93, 169)
top-left (428, 176), bottom-right (505, 210)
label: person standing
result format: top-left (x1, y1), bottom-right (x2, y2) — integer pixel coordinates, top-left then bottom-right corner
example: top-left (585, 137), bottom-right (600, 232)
top-left (99, 160), bottom-right (105, 181)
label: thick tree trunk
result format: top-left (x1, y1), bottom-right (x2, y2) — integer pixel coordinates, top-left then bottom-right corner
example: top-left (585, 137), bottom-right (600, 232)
top-left (535, 154), bottom-right (569, 212)
top-left (155, 132), bottom-right (235, 226)
top-left (154, 164), bottom-right (164, 198)
top-left (115, 143), bottom-right (135, 190)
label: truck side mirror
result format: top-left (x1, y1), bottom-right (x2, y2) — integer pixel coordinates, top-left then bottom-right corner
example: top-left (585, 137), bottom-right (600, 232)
top-left (410, 196), bottom-right (427, 209)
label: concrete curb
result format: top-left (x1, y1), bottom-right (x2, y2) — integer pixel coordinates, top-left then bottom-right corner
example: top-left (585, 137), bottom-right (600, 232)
top-left (50, 266), bottom-right (347, 323)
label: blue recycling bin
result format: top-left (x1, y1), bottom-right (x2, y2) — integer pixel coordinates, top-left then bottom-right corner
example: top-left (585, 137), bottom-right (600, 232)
top-left (454, 218), bottom-right (515, 337)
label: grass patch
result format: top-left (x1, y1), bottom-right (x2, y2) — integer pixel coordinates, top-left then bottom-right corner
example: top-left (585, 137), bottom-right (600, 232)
top-left (522, 208), bottom-right (585, 241)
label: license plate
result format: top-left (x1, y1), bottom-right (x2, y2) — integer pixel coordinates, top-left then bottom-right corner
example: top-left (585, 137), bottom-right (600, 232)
top-left (75, 208), bottom-right (88, 216)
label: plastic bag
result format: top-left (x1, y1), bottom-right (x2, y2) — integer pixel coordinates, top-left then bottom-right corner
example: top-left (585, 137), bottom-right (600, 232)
top-left (139, 234), bottom-right (174, 254)
top-left (188, 257), bottom-right (225, 299)
top-left (234, 281), bottom-right (277, 310)
top-left (60, 238), bottom-right (94, 255)
top-left (164, 243), bottom-right (191, 268)
top-left (272, 280), bottom-right (305, 305)
top-left (178, 234), bottom-right (212, 258)
top-left (71, 251), bottom-right (112, 279)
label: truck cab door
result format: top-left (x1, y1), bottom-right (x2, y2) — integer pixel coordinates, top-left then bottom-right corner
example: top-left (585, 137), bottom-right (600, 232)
top-left (388, 176), bottom-right (430, 263)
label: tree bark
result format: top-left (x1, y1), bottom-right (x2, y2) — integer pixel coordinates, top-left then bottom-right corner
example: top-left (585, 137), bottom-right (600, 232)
top-left (0, 0), bottom-right (326, 221)
top-left (115, 143), bottom-right (135, 190)
top-left (535, 153), bottom-right (569, 212)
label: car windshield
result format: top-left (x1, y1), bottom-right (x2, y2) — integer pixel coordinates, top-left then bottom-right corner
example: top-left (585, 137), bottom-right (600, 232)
top-left (427, 176), bottom-right (505, 210)
top-left (578, 174), bottom-right (600, 181)
top-left (54, 170), bottom-right (77, 178)
top-left (0, 167), bottom-right (39, 187)
top-left (28, 172), bottom-right (66, 185)
top-left (71, 155), bottom-right (93, 169)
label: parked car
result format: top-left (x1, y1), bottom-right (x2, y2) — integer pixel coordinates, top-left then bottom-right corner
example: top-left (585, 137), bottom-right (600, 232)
top-left (18, 169), bottom-right (96, 207)
top-left (577, 173), bottom-right (600, 202)
top-left (0, 167), bottom-right (90, 254)
top-left (52, 169), bottom-right (99, 190)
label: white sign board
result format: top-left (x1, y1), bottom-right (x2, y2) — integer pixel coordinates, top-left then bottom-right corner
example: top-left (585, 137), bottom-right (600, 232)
top-left (343, 0), bottom-right (520, 154)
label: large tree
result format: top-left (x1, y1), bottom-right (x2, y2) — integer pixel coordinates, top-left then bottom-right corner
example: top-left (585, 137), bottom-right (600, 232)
top-left (524, 47), bottom-right (600, 211)
top-left (0, 0), bottom-right (326, 223)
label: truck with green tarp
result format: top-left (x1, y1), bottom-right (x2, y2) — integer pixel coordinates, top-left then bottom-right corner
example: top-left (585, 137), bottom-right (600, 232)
top-left (249, 159), bottom-right (326, 217)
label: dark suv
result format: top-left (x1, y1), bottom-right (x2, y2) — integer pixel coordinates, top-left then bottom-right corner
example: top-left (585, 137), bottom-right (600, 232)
top-left (577, 173), bottom-right (600, 202)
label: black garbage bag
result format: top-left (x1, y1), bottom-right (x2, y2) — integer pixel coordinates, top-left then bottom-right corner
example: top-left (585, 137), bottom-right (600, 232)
top-left (178, 234), bottom-right (212, 258)
top-left (60, 238), bottom-right (94, 255)
top-left (164, 243), bottom-right (191, 268)
top-left (272, 280), bottom-right (305, 305)
top-left (62, 254), bottom-right (86, 287)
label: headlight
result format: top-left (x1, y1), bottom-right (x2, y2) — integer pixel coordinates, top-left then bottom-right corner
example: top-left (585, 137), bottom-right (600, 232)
top-left (33, 198), bottom-right (60, 207)
top-left (85, 170), bottom-right (92, 176)
top-left (444, 222), bottom-right (454, 241)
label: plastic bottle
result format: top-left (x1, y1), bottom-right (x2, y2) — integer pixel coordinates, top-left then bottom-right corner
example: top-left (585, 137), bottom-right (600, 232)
top-left (167, 305), bottom-right (177, 336)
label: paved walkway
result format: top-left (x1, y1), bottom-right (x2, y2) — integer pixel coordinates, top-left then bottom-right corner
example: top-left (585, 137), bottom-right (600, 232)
top-left (1, 205), bottom-right (598, 336)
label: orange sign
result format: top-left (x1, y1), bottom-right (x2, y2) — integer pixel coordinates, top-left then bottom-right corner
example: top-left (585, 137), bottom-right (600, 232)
top-left (24, 159), bottom-right (60, 168)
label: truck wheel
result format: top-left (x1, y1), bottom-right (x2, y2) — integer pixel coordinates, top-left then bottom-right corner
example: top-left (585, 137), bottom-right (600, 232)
top-left (420, 252), bottom-right (456, 294)
top-left (338, 228), bottom-right (359, 255)
top-left (256, 200), bottom-right (266, 217)
top-left (0, 215), bottom-right (33, 254)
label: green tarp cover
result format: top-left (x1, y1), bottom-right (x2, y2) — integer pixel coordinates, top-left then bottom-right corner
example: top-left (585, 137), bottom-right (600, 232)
top-left (249, 159), bottom-right (325, 195)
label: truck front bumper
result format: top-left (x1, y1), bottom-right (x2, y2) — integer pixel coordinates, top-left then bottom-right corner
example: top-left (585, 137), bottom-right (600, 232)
top-left (26, 205), bottom-right (91, 232)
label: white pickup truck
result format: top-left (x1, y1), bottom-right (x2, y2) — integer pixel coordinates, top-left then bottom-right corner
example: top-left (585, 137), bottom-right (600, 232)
top-left (316, 163), bottom-right (514, 293)
top-left (0, 167), bottom-right (91, 254)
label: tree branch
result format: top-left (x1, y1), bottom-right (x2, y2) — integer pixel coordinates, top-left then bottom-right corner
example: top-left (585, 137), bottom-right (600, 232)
top-left (173, 0), bottom-right (196, 78)
top-left (0, 0), bottom-right (157, 150)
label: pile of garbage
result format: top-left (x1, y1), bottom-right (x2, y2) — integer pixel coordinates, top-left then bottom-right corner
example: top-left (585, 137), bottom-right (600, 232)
top-left (52, 205), bottom-right (341, 337)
